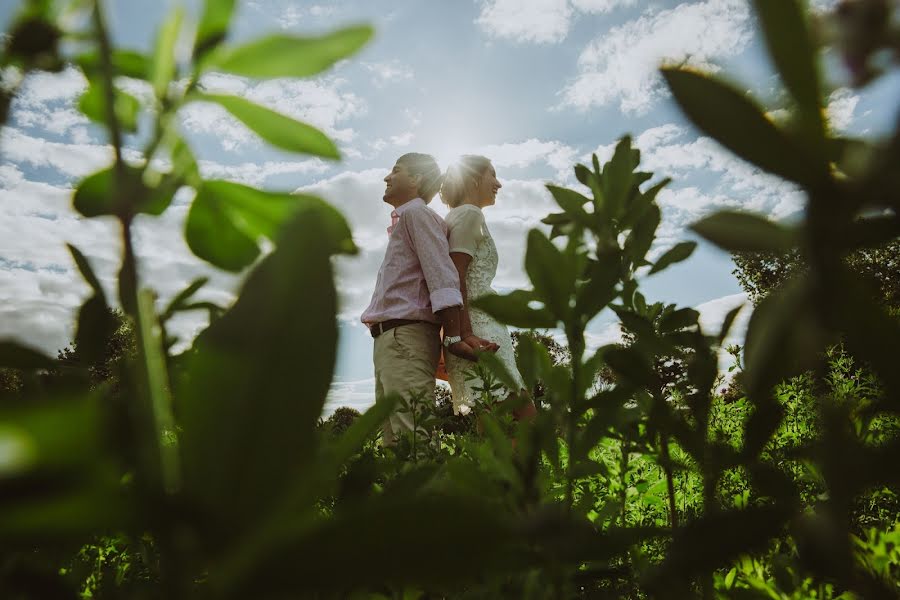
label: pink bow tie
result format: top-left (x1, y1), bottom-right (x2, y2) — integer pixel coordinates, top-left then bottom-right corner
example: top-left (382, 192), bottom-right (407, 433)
top-left (387, 210), bottom-right (399, 236)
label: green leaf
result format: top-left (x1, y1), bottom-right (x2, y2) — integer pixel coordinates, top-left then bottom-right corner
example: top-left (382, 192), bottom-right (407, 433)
top-left (67, 243), bottom-right (103, 295)
top-left (661, 68), bottom-right (823, 186)
top-left (185, 180), bottom-right (357, 271)
top-left (150, 7), bottom-right (183, 99)
top-left (78, 78), bottom-right (140, 133)
top-left (514, 334), bottom-right (553, 393)
top-left (658, 307), bottom-right (699, 333)
top-left (752, 0), bottom-right (823, 143)
top-left (208, 26), bottom-right (374, 79)
top-left (546, 185), bottom-right (591, 218)
top-left (162, 277), bottom-right (209, 320)
top-left (604, 346), bottom-right (654, 387)
top-left (625, 204), bottom-right (660, 267)
top-left (602, 136), bottom-right (636, 220)
top-left (649, 241), bottom-right (696, 275)
top-left (476, 350), bottom-right (522, 394)
top-left (194, 0), bottom-right (236, 59)
top-left (179, 205), bottom-right (352, 540)
top-left (68, 244), bottom-right (113, 365)
top-left (0, 341), bottom-right (55, 370)
top-left (77, 49), bottom-right (150, 80)
top-left (691, 211), bottom-right (795, 253)
top-left (0, 393), bottom-right (128, 543)
top-left (575, 251), bottom-right (620, 319)
top-left (525, 229), bottom-right (572, 319)
top-left (194, 93), bottom-right (340, 158)
top-left (73, 165), bottom-right (176, 218)
top-left (718, 304), bottom-right (744, 344)
top-left (473, 290), bottom-right (556, 329)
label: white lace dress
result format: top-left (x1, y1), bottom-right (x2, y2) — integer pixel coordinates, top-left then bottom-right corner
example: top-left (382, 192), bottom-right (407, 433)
top-left (444, 204), bottom-right (525, 413)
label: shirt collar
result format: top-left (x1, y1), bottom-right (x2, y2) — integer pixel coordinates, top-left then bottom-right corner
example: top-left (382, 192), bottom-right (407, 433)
top-left (393, 197), bottom-right (425, 216)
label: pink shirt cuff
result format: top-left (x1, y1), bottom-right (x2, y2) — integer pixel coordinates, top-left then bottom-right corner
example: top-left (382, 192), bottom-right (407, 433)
top-left (431, 287), bottom-right (463, 313)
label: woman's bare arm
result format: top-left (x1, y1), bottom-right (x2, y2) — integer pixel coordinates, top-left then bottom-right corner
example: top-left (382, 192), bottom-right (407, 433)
top-left (451, 251), bottom-right (499, 352)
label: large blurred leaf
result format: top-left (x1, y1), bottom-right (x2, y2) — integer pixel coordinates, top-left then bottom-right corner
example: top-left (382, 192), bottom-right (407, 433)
top-left (179, 204), bottom-right (353, 543)
top-left (752, 0), bottom-right (824, 143)
top-left (194, 0), bottom-right (236, 59)
top-left (691, 210), bottom-right (795, 253)
top-left (207, 26), bottom-right (374, 79)
top-left (193, 93), bottom-right (340, 158)
top-left (525, 229), bottom-right (573, 319)
top-left (661, 68), bottom-right (823, 186)
top-left (0, 394), bottom-right (127, 544)
top-left (216, 492), bottom-right (521, 596)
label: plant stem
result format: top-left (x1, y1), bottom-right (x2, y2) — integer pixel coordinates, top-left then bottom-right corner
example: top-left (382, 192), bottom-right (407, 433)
top-left (660, 433), bottom-right (678, 530)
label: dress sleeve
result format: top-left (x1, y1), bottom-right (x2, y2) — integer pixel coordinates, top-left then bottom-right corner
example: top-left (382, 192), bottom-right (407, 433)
top-left (447, 206), bottom-right (485, 257)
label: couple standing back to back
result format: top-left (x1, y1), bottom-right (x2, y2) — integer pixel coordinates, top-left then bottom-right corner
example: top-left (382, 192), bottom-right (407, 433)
top-left (361, 152), bottom-right (536, 444)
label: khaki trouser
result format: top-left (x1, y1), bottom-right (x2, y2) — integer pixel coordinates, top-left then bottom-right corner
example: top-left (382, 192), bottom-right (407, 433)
top-left (373, 322), bottom-right (441, 445)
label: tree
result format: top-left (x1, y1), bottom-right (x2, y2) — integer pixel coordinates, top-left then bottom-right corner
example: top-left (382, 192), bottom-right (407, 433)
top-left (733, 239), bottom-right (900, 308)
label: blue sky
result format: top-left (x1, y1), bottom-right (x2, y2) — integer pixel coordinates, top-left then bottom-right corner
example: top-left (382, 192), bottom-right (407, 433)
top-left (1, 0), bottom-right (897, 412)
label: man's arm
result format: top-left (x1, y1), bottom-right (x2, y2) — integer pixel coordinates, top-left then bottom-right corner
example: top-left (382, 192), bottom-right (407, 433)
top-left (402, 208), bottom-right (479, 360)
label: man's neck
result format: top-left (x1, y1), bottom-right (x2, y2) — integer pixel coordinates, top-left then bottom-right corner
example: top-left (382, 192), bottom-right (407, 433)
top-left (390, 196), bottom-right (421, 210)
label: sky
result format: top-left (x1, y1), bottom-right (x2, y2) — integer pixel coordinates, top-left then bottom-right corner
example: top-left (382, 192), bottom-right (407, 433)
top-left (1, 0), bottom-right (897, 413)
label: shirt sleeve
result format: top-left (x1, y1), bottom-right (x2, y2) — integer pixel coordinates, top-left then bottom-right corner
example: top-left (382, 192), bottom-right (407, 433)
top-left (401, 207), bottom-right (463, 313)
top-left (447, 205), bottom-right (485, 257)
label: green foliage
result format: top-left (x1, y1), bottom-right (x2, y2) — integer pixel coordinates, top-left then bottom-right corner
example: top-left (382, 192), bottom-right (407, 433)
top-left (0, 0), bottom-right (898, 598)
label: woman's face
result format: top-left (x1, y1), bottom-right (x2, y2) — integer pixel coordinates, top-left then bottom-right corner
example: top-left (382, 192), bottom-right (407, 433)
top-left (478, 164), bottom-right (501, 208)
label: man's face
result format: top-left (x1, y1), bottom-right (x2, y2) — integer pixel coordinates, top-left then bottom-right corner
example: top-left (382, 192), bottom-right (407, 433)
top-left (383, 161), bottom-right (418, 206)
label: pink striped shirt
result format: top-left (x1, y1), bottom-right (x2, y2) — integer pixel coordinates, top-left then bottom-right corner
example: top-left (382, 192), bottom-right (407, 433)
top-left (361, 198), bottom-right (463, 325)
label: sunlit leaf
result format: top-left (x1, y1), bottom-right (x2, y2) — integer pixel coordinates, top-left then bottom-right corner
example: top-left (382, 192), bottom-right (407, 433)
top-left (193, 93), bottom-right (340, 158)
top-left (150, 7), bottom-right (183, 99)
top-left (525, 229), bottom-right (573, 319)
top-left (207, 26), bottom-right (374, 79)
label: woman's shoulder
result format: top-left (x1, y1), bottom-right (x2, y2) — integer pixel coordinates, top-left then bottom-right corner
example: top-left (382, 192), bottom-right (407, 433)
top-left (445, 204), bottom-right (484, 225)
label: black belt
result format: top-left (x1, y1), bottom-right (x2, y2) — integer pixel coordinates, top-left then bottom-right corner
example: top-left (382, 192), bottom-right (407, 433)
top-left (369, 319), bottom-right (425, 338)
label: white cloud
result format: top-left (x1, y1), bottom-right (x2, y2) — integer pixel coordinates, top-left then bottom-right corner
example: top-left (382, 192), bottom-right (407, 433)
top-left (390, 132), bottom-right (414, 147)
top-left (560, 0), bottom-right (752, 114)
top-left (198, 158), bottom-right (330, 187)
top-left (475, 0), bottom-right (638, 44)
top-left (826, 88), bottom-right (860, 131)
top-left (0, 127), bottom-right (116, 178)
top-left (325, 377), bottom-right (376, 414)
top-left (476, 0), bottom-right (573, 44)
top-left (571, 0), bottom-right (637, 12)
top-left (363, 60), bottom-right (414, 88)
top-left (477, 138), bottom-right (579, 178)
